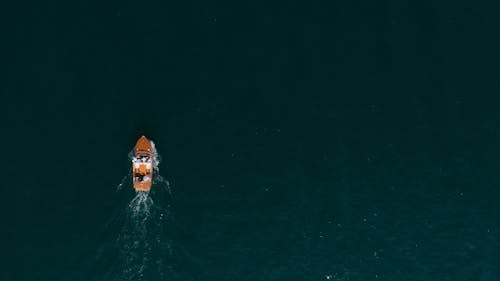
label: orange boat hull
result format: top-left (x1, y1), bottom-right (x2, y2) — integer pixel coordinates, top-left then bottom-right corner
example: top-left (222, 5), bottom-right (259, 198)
top-left (132, 136), bottom-right (154, 192)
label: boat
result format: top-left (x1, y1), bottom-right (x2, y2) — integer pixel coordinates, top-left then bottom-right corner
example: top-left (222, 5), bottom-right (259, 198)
top-left (132, 136), bottom-right (154, 192)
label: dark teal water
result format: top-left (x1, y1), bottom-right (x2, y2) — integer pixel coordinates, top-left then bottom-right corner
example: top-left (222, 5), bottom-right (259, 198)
top-left (2, 1), bottom-right (499, 280)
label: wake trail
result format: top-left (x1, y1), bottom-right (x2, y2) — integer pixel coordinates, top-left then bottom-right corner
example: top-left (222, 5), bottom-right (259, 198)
top-left (117, 192), bottom-right (172, 281)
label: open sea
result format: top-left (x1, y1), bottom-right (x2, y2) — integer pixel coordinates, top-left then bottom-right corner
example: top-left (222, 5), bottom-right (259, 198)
top-left (1, 1), bottom-right (499, 280)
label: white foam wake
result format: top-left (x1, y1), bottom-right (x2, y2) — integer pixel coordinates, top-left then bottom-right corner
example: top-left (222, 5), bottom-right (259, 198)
top-left (116, 191), bottom-right (172, 281)
top-left (150, 140), bottom-right (171, 194)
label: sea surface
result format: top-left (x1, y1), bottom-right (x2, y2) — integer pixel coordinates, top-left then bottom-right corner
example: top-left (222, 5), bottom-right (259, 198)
top-left (2, 1), bottom-right (499, 280)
